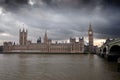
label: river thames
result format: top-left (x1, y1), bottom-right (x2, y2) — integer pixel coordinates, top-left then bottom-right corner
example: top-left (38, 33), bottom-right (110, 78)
top-left (0, 54), bottom-right (119, 80)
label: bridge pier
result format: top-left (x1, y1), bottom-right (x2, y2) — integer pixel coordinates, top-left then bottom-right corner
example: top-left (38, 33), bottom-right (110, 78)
top-left (117, 58), bottom-right (120, 72)
top-left (105, 53), bottom-right (120, 61)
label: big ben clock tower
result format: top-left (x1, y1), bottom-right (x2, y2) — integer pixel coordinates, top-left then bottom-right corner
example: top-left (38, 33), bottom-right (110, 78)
top-left (88, 23), bottom-right (94, 53)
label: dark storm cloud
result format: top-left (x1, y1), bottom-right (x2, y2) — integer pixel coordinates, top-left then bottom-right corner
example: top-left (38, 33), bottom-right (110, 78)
top-left (2, 0), bottom-right (120, 7)
top-left (103, 0), bottom-right (120, 7)
top-left (4, 0), bottom-right (28, 4)
top-left (95, 22), bottom-right (120, 38)
top-left (0, 0), bottom-right (120, 44)
top-left (39, 0), bottom-right (120, 8)
top-left (42, 0), bottom-right (52, 4)
top-left (94, 2), bottom-right (120, 39)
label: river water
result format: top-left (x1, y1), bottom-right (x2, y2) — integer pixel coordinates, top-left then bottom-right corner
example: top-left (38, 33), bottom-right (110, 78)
top-left (0, 54), bottom-right (119, 80)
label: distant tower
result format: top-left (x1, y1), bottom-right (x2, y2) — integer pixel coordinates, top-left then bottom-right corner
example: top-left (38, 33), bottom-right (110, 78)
top-left (44, 31), bottom-right (48, 44)
top-left (19, 28), bottom-right (27, 45)
top-left (88, 23), bottom-right (94, 53)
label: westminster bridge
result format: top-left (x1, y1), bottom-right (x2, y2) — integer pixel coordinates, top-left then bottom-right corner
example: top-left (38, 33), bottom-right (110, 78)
top-left (98, 38), bottom-right (120, 60)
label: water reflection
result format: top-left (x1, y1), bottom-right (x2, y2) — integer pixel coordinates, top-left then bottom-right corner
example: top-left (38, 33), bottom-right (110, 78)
top-left (0, 54), bottom-right (119, 80)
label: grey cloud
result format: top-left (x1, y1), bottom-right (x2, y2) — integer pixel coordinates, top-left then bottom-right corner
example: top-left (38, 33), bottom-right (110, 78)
top-left (0, 29), bottom-right (5, 33)
top-left (0, 0), bottom-right (119, 44)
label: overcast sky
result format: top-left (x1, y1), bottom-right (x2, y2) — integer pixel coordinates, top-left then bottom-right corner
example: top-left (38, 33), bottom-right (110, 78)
top-left (0, 0), bottom-right (120, 46)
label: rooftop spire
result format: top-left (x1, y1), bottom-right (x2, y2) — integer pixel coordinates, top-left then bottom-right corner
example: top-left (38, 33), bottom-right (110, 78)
top-left (44, 30), bottom-right (48, 43)
top-left (45, 30), bottom-right (47, 37)
top-left (89, 23), bottom-right (92, 31)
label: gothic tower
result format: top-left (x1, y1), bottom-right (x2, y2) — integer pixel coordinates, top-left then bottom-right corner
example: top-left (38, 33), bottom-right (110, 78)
top-left (88, 23), bottom-right (94, 53)
top-left (44, 31), bottom-right (48, 44)
top-left (19, 28), bottom-right (27, 45)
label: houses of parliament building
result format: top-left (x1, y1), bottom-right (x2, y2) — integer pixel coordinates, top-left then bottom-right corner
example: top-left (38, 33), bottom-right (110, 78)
top-left (3, 24), bottom-right (94, 53)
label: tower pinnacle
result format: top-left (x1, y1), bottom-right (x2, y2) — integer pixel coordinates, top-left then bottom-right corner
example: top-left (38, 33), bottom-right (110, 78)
top-left (44, 31), bottom-right (48, 44)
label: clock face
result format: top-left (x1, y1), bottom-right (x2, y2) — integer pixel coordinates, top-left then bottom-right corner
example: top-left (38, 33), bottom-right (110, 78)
top-left (89, 31), bottom-right (92, 34)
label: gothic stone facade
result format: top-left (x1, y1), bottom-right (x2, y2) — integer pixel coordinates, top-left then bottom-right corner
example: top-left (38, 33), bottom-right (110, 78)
top-left (3, 29), bottom-right (84, 53)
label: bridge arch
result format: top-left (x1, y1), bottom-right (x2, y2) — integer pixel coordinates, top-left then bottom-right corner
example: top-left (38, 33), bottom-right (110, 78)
top-left (109, 45), bottom-right (120, 54)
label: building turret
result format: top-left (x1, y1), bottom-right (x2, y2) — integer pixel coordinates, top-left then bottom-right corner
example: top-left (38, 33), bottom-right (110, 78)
top-left (19, 28), bottom-right (27, 45)
top-left (70, 38), bottom-right (76, 43)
